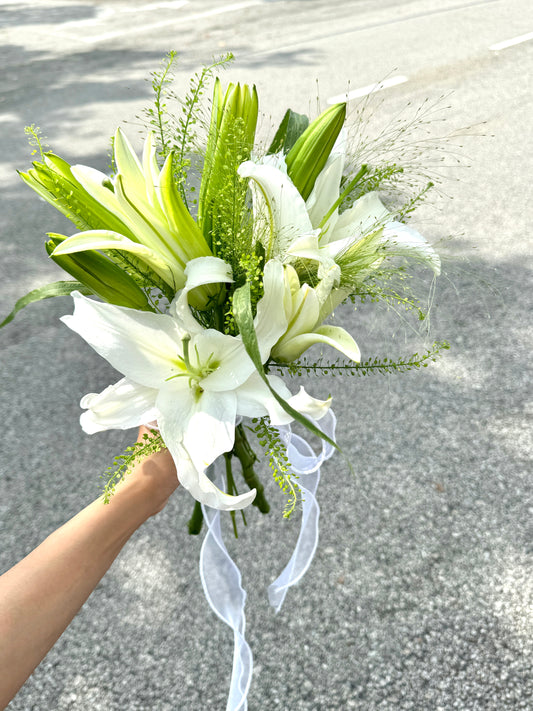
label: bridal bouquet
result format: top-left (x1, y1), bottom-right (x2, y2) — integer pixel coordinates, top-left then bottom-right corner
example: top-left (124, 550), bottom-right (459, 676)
top-left (3, 54), bottom-right (447, 709)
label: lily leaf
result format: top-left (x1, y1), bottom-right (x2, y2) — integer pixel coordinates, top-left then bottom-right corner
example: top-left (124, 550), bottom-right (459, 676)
top-left (232, 281), bottom-right (338, 450)
top-left (1, 281), bottom-right (92, 329)
top-left (267, 109), bottom-right (309, 155)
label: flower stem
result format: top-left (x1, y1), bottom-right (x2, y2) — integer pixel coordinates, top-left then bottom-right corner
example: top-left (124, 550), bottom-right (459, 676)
top-left (233, 424), bottom-right (270, 513)
top-left (187, 500), bottom-right (203, 535)
top-left (224, 453), bottom-right (239, 538)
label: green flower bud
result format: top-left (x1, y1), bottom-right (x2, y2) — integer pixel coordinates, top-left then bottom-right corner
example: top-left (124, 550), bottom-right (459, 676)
top-left (285, 102), bottom-right (346, 200)
top-left (198, 79), bottom-right (259, 246)
top-left (46, 234), bottom-right (152, 311)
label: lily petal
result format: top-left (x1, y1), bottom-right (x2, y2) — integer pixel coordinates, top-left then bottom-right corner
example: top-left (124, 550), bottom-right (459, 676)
top-left (272, 323), bottom-right (360, 362)
top-left (282, 284), bottom-right (320, 343)
top-left (381, 221), bottom-right (441, 275)
top-left (306, 150), bottom-right (345, 231)
top-left (235, 372), bottom-right (332, 427)
top-left (238, 160), bottom-right (313, 260)
top-left (143, 132), bottom-right (162, 210)
top-left (157, 385), bottom-right (254, 510)
top-left (192, 329), bottom-right (254, 392)
top-left (174, 444), bottom-right (256, 511)
top-left (288, 386), bottom-right (332, 421)
top-left (80, 377), bottom-right (159, 434)
top-left (253, 259), bottom-right (290, 360)
top-left (328, 191), bottom-right (389, 249)
top-left (52, 229), bottom-right (178, 287)
top-left (170, 256), bottom-right (233, 335)
top-left (235, 371), bottom-right (293, 422)
top-left (114, 128), bottom-right (147, 203)
top-left (61, 291), bottom-right (183, 388)
top-left (71, 164), bottom-right (123, 219)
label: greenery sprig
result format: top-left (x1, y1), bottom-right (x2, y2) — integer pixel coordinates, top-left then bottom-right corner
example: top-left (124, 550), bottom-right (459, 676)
top-left (140, 51), bottom-right (234, 207)
top-left (24, 124), bottom-right (48, 160)
top-left (274, 340), bottom-right (450, 377)
top-left (101, 429), bottom-right (166, 503)
top-left (252, 417), bottom-right (300, 518)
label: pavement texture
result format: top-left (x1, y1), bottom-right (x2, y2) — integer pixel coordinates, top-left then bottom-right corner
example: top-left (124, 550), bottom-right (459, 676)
top-left (0, 0), bottom-right (531, 709)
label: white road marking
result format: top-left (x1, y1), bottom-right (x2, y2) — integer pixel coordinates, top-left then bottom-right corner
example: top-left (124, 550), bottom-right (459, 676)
top-left (119, 1), bottom-right (189, 14)
top-left (327, 75), bottom-right (408, 104)
top-left (489, 31), bottom-right (533, 51)
top-left (76, 0), bottom-right (262, 44)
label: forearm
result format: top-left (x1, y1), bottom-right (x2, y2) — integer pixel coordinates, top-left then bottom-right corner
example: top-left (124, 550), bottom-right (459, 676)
top-left (0, 481), bottom-right (151, 708)
top-left (0, 439), bottom-right (178, 709)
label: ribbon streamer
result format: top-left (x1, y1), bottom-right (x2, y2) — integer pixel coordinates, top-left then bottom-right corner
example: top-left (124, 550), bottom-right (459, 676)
top-left (199, 411), bottom-right (336, 711)
top-left (200, 463), bottom-right (252, 711)
top-left (268, 409), bottom-right (336, 611)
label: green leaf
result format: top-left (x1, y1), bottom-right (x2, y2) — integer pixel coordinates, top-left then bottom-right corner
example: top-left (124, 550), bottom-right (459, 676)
top-left (267, 109), bottom-right (309, 155)
top-left (232, 282), bottom-right (337, 450)
top-left (1, 281), bottom-right (92, 329)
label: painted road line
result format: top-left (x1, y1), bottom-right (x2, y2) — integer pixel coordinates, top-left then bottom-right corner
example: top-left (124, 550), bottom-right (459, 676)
top-left (489, 31), bottom-right (533, 51)
top-left (327, 75), bottom-right (408, 105)
top-left (119, 1), bottom-right (189, 14)
top-left (78, 0), bottom-right (262, 44)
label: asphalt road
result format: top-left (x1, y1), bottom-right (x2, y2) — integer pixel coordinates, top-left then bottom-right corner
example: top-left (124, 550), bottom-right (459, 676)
top-left (1, 0), bottom-right (532, 709)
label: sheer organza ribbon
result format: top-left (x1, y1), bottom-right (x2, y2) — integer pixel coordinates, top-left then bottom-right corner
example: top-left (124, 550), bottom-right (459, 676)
top-left (199, 410), bottom-right (336, 711)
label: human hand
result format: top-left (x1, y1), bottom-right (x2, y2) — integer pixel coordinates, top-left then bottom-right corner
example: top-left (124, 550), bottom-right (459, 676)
top-left (119, 426), bottom-right (180, 517)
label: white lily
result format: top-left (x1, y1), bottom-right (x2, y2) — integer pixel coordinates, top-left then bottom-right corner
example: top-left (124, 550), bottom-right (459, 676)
top-left (272, 264), bottom-right (360, 363)
top-left (52, 129), bottom-right (213, 301)
top-left (61, 257), bottom-right (331, 510)
top-left (238, 147), bottom-right (440, 278)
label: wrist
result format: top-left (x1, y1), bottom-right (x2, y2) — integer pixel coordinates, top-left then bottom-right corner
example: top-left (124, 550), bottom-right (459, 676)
top-left (116, 448), bottom-right (179, 519)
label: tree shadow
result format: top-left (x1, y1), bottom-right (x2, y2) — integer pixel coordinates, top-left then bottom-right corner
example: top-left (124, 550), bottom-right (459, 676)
top-left (0, 3), bottom-right (94, 28)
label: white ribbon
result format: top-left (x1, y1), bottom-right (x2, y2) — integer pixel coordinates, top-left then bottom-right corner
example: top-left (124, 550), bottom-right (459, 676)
top-left (268, 409), bottom-right (336, 611)
top-left (199, 410), bottom-right (336, 711)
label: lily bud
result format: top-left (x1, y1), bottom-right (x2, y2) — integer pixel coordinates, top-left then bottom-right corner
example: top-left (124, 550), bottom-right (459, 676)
top-left (198, 79), bottom-right (259, 245)
top-left (46, 234), bottom-right (152, 311)
top-left (19, 154), bottom-right (133, 237)
top-left (285, 102), bottom-right (346, 201)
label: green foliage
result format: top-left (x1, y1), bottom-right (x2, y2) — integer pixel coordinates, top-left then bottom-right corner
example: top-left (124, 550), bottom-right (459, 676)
top-left (252, 418), bottom-right (300, 518)
top-left (232, 423), bottom-right (270, 514)
top-left (233, 281), bottom-right (337, 451)
top-left (19, 151), bottom-right (132, 235)
top-left (342, 162), bottom-right (405, 207)
top-left (24, 124), bottom-right (48, 159)
top-left (345, 92), bottom-right (467, 213)
top-left (101, 430), bottom-right (166, 503)
top-left (267, 108), bottom-right (309, 155)
top-left (224, 249), bottom-right (264, 335)
top-left (199, 81), bottom-right (258, 249)
top-left (173, 54), bottom-right (235, 203)
top-left (0, 281), bottom-right (93, 329)
top-left (143, 50), bottom-right (178, 159)
top-left (140, 51), bottom-right (234, 207)
top-left (274, 340), bottom-right (450, 377)
top-left (350, 269), bottom-right (429, 321)
top-left (103, 249), bottom-right (175, 304)
top-left (396, 181), bottom-right (434, 221)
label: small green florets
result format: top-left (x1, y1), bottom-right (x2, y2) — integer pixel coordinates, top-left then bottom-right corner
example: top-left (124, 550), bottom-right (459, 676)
top-left (101, 430), bottom-right (166, 503)
top-left (252, 417), bottom-right (301, 518)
